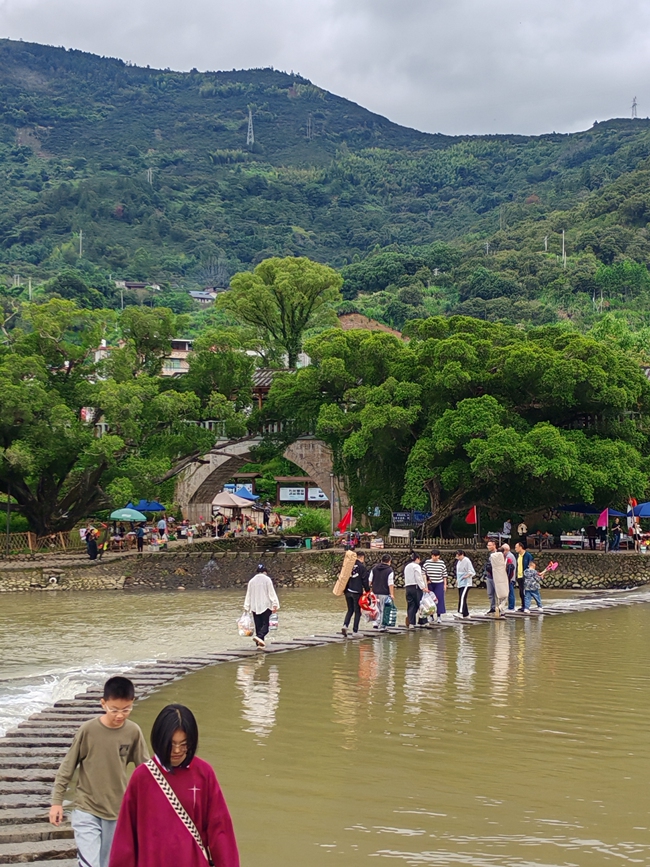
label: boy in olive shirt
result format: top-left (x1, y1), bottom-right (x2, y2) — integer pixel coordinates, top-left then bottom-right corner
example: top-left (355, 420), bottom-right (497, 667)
top-left (49, 676), bottom-right (149, 867)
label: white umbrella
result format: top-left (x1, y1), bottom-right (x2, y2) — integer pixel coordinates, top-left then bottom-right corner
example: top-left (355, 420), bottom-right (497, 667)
top-left (212, 491), bottom-right (255, 508)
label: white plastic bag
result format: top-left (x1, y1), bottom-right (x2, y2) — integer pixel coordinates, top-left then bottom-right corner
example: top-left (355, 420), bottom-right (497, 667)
top-left (269, 612), bottom-right (279, 630)
top-left (419, 591), bottom-right (437, 618)
top-left (237, 611), bottom-right (254, 637)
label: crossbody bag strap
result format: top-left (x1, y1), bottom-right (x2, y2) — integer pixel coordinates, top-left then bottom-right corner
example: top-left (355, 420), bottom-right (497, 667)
top-left (145, 759), bottom-right (211, 864)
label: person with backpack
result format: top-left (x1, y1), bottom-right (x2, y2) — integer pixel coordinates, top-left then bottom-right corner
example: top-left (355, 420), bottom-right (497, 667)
top-left (368, 553), bottom-right (395, 631)
top-left (342, 552), bottom-right (370, 637)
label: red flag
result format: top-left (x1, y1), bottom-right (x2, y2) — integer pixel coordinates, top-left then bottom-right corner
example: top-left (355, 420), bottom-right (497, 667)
top-left (465, 506), bottom-right (477, 525)
top-left (337, 506), bottom-right (353, 532)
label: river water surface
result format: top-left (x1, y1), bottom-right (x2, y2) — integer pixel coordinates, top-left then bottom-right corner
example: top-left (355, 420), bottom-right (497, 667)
top-left (2, 588), bottom-right (650, 865)
top-left (129, 598), bottom-right (650, 867)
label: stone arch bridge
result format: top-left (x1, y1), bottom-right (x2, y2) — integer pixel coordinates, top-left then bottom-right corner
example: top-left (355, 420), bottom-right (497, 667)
top-left (176, 436), bottom-right (349, 526)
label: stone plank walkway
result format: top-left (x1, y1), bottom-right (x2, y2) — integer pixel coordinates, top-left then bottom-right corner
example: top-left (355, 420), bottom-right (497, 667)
top-left (0, 588), bottom-right (647, 864)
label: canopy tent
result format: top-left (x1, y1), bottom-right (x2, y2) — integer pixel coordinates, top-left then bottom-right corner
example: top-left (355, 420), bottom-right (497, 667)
top-left (233, 487), bottom-right (260, 501)
top-left (212, 491), bottom-right (255, 509)
top-left (126, 500), bottom-right (166, 512)
top-left (632, 502), bottom-right (650, 518)
top-left (110, 508), bottom-right (147, 522)
top-left (557, 504), bottom-right (626, 517)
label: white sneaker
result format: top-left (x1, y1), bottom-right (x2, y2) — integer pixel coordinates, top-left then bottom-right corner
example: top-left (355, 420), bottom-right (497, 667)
top-left (537, 606), bottom-right (544, 611)
top-left (523, 608), bottom-right (531, 614)
top-left (253, 636), bottom-right (265, 648)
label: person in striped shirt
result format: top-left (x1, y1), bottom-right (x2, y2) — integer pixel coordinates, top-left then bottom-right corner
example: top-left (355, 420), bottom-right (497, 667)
top-left (422, 549), bottom-right (447, 623)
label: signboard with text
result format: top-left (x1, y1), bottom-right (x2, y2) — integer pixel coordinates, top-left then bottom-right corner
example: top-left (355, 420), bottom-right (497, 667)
top-left (279, 486), bottom-right (306, 502)
top-left (307, 487), bottom-right (329, 502)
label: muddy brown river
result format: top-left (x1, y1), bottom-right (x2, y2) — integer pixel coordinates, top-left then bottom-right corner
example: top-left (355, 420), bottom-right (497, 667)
top-left (130, 597), bottom-right (650, 867)
top-left (1, 586), bottom-right (649, 864)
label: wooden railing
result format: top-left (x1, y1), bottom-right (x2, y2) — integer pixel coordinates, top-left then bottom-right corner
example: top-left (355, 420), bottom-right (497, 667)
top-left (1, 530), bottom-right (87, 557)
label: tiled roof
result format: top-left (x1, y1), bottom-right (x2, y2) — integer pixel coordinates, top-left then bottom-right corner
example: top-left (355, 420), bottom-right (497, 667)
top-left (252, 368), bottom-right (292, 388)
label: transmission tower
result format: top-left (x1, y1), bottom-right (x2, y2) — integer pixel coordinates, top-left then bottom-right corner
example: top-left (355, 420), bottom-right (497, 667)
top-left (246, 108), bottom-right (255, 146)
top-left (632, 96), bottom-right (638, 118)
top-left (146, 167), bottom-right (153, 185)
top-left (306, 113), bottom-right (313, 141)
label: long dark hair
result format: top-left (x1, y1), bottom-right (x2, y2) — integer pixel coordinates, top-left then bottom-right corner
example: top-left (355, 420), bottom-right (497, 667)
top-left (151, 704), bottom-right (198, 770)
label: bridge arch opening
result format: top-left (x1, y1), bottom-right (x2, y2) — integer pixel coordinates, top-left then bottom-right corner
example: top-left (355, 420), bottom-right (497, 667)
top-left (176, 436), bottom-right (349, 527)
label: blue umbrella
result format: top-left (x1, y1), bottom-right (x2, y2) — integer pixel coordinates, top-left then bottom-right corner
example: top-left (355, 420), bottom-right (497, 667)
top-left (127, 500), bottom-right (166, 512)
top-left (233, 487), bottom-right (260, 501)
top-left (633, 502), bottom-right (650, 518)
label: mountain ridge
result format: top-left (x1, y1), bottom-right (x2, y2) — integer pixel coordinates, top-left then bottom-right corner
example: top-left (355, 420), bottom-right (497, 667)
top-left (1, 36), bottom-right (650, 320)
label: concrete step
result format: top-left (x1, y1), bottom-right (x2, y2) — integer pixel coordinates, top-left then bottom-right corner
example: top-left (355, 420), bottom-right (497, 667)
top-left (0, 772), bottom-right (55, 784)
top-left (0, 837), bottom-right (76, 862)
top-left (0, 783), bottom-right (52, 795)
top-left (53, 702), bottom-right (100, 710)
top-left (0, 761), bottom-right (60, 771)
top-left (0, 740), bottom-right (71, 750)
top-left (0, 750), bottom-right (66, 760)
top-left (0, 795), bottom-right (51, 810)
top-left (0, 823), bottom-right (73, 844)
top-left (0, 811), bottom-right (52, 827)
top-left (12, 729), bottom-right (79, 738)
top-left (25, 861), bottom-right (76, 866)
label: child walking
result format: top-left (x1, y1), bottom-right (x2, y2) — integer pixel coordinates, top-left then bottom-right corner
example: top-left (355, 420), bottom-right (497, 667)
top-left (523, 559), bottom-right (550, 612)
top-left (49, 676), bottom-right (149, 867)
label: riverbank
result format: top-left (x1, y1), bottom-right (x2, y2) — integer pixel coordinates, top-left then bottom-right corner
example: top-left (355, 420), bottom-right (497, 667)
top-left (1, 546), bottom-right (650, 591)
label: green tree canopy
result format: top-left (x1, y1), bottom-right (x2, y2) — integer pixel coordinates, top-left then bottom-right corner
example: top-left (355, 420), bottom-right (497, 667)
top-left (0, 300), bottom-right (246, 534)
top-left (264, 316), bottom-right (650, 528)
top-left (220, 257), bottom-right (342, 367)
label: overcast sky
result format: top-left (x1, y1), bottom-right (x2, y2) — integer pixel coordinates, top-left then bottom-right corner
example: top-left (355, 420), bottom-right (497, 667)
top-left (1, 0), bottom-right (648, 136)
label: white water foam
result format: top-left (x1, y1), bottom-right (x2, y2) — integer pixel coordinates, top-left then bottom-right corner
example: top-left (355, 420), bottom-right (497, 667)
top-left (0, 660), bottom-right (155, 737)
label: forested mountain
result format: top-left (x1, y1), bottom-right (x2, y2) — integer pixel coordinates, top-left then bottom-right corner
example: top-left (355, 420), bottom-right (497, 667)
top-left (2, 38), bottom-right (650, 332)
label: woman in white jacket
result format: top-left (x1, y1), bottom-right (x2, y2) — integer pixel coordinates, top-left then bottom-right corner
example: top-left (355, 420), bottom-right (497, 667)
top-left (244, 564), bottom-right (280, 648)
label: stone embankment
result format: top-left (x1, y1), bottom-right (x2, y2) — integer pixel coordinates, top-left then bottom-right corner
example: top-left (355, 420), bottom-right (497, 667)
top-left (0, 587), bottom-right (647, 864)
top-left (1, 545), bottom-right (649, 592)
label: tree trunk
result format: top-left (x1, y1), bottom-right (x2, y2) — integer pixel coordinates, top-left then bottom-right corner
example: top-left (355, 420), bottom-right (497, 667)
top-left (3, 462), bottom-right (110, 535)
top-left (420, 482), bottom-right (468, 536)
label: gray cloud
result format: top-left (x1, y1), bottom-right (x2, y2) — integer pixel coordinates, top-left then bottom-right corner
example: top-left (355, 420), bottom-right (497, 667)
top-left (1, 0), bottom-right (649, 135)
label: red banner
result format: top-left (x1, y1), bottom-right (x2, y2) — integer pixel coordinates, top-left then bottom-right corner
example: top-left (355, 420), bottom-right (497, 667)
top-left (337, 506), bottom-right (353, 532)
top-left (465, 506), bottom-right (477, 525)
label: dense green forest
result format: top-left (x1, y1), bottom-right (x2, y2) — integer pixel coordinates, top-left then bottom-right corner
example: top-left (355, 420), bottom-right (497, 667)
top-left (3, 39), bottom-right (650, 335)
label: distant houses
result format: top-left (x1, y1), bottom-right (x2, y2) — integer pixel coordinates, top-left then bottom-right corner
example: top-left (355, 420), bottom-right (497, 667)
top-left (162, 338), bottom-right (193, 376)
top-left (114, 280), bottom-right (227, 306)
top-left (188, 290), bottom-right (219, 305)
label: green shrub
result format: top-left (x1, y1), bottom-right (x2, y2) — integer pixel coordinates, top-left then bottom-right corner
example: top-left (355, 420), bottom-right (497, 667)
top-left (291, 509), bottom-right (331, 535)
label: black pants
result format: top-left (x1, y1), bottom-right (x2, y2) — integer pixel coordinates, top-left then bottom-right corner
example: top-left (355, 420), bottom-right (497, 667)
top-left (457, 586), bottom-right (470, 617)
top-left (588, 536), bottom-right (596, 550)
top-left (405, 585), bottom-right (423, 626)
top-left (253, 609), bottom-right (272, 640)
top-left (137, 537), bottom-right (144, 552)
top-left (516, 577), bottom-right (525, 610)
top-left (344, 591), bottom-right (362, 632)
